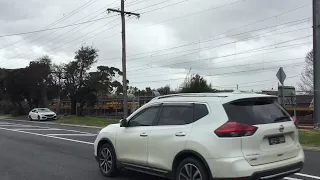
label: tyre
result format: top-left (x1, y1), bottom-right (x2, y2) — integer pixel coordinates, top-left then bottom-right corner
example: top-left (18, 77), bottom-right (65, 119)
top-left (175, 158), bottom-right (209, 180)
top-left (37, 115), bottom-right (40, 121)
top-left (28, 115), bottom-right (32, 121)
top-left (98, 143), bottom-right (118, 177)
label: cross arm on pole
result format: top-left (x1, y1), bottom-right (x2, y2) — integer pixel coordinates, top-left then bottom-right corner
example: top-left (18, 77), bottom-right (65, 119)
top-left (107, 8), bottom-right (140, 18)
top-left (106, 0), bottom-right (141, 119)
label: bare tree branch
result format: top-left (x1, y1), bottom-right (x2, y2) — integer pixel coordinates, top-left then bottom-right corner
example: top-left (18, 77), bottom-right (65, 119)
top-left (298, 50), bottom-right (313, 94)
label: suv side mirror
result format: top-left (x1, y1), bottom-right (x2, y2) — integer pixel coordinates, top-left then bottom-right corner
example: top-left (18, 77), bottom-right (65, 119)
top-left (120, 119), bottom-right (128, 127)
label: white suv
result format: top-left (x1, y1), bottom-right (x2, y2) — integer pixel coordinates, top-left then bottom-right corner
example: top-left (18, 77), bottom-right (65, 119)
top-left (94, 93), bottom-right (304, 180)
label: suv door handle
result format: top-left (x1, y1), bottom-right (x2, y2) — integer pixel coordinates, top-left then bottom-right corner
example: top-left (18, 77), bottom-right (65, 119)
top-left (140, 133), bottom-right (148, 137)
top-left (175, 132), bottom-right (186, 137)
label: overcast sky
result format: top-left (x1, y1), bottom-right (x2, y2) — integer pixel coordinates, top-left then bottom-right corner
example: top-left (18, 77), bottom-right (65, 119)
top-left (0, 0), bottom-right (313, 92)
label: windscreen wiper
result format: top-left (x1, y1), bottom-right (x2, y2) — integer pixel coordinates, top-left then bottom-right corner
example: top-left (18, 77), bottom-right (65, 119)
top-left (273, 116), bottom-right (291, 122)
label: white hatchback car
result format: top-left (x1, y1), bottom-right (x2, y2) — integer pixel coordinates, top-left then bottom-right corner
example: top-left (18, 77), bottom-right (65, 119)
top-left (94, 93), bottom-right (304, 180)
top-left (28, 108), bottom-right (57, 121)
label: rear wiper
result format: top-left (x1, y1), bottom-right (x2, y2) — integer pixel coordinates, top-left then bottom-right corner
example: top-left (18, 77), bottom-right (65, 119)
top-left (273, 116), bottom-right (290, 122)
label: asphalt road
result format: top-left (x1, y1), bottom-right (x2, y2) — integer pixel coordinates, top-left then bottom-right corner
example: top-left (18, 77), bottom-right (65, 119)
top-left (0, 118), bottom-right (319, 180)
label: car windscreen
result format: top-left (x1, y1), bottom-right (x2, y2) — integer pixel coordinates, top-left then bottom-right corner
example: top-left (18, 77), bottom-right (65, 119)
top-left (38, 108), bottom-right (52, 112)
top-left (223, 98), bottom-right (291, 125)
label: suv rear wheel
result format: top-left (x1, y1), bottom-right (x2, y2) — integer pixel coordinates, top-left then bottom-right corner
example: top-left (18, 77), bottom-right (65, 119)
top-left (175, 157), bottom-right (209, 180)
top-left (98, 143), bottom-right (117, 177)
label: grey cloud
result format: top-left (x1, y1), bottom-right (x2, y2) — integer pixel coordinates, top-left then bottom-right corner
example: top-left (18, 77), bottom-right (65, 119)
top-left (0, 0), bottom-right (313, 90)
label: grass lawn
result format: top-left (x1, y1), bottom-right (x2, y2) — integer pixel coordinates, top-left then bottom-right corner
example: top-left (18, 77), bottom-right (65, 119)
top-left (56, 115), bottom-right (119, 127)
top-left (0, 114), bottom-right (12, 118)
top-left (299, 130), bottom-right (320, 147)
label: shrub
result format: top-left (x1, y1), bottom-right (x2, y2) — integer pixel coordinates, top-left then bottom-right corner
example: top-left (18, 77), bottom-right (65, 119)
top-left (0, 101), bottom-right (14, 114)
top-left (10, 109), bottom-right (20, 117)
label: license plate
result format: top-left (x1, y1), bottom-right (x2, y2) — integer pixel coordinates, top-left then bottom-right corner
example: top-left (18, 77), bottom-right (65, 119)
top-left (269, 135), bottom-right (285, 145)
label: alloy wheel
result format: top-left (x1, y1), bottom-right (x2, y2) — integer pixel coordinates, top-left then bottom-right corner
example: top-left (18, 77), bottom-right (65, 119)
top-left (178, 163), bottom-right (202, 180)
top-left (99, 148), bottom-right (112, 174)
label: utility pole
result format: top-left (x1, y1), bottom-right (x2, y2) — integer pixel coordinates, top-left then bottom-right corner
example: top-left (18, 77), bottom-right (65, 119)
top-left (313, 0), bottom-right (320, 129)
top-left (107, 1), bottom-right (140, 119)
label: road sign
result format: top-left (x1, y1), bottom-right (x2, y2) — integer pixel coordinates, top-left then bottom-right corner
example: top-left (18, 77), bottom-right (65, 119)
top-left (278, 86), bottom-right (296, 106)
top-left (276, 67), bottom-right (286, 85)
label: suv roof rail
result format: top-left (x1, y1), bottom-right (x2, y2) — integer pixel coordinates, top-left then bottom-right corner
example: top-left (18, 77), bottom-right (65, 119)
top-left (152, 93), bottom-right (229, 100)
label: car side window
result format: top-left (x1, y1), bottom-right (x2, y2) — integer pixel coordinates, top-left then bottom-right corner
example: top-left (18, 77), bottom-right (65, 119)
top-left (157, 105), bottom-right (193, 126)
top-left (32, 110), bottom-right (36, 113)
top-left (128, 106), bottom-right (161, 127)
top-left (194, 104), bottom-right (209, 121)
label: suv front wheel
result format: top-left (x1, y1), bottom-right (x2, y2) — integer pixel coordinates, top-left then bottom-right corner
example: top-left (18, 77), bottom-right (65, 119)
top-left (175, 158), bottom-right (209, 180)
top-left (98, 143), bottom-right (117, 177)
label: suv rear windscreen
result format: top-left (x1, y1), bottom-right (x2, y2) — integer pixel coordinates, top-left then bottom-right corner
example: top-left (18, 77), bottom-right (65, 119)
top-left (223, 98), bottom-right (291, 125)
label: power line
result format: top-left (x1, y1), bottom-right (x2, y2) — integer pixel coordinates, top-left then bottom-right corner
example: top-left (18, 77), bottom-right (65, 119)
top-left (104, 24), bottom-right (310, 64)
top-left (203, 4), bottom-right (311, 43)
top-left (51, 21), bottom-right (121, 52)
top-left (0, 0), bottom-right (189, 38)
top-left (121, 3), bottom-right (311, 52)
top-left (7, 0), bottom-right (120, 51)
top-left (59, 0), bottom-right (249, 55)
top-left (0, 13), bottom-right (108, 53)
top-left (214, 75), bottom-right (300, 88)
top-left (87, 0), bottom-right (251, 52)
top-left (0, 15), bottom-right (118, 38)
top-left (127, 57), bottom-right (304, 80)
top-left (1, 0), bottom-right (192, 63)
top-left (0, 0), bottom-right (100, 49)
top-left (103, 17), bottom-right (311, 61)
top-left (23, 0), bottom-right (254, 61)
top-left (0, 1), bottom-right (309, 40)
top-left (125, 35), bottom-right (312, 71)
top-left (114, 0), bottom-right (146, 9)
top-left (46, 0), bottom-right (100, 28)
top-left (0, 2), bottom-right (311, 68)
top-left (129, 62), bottom-right (304, 84)
top-left (140, 0), bottom-right (190, 14)
top-left (133, 0), bottom-right (172, 11)
top-left (125, 42), bottom-right (311, 76)
top-left (2, 19), bottom-right (121, 62)
top-left (0, 0), bottom-right (121, 63)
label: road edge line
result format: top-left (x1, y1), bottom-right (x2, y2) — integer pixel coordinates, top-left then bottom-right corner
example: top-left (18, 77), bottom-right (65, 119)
top-left (295, 173), bottom-right (320, 179)
top-left (0, 118), bottom-right (102, 129)
top-left (0, 126), bottom-right (94, 145)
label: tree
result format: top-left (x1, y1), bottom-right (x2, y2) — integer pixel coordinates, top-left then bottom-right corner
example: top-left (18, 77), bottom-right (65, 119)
top-left (51, 64), bottom-right (65, 113)
top-left (299, 50), bottom-right (314, 93)
top-left (180, 74), bottom-right (215, 93)
top-left (27, 55), bottom-right (53, 108)
top-left (4, 68), bottom-right (28, 114)
top-left (157, 85), bottom-right (173, 95)
top-left (63, 46), bottom-right (99, 115)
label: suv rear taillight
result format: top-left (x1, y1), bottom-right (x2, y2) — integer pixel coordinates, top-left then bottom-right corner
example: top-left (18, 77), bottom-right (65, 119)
top-left (214, 122), bottom-right (258, 138)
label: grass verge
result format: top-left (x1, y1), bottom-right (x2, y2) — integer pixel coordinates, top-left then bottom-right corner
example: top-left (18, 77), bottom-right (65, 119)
top-left (0, 114), bottom-right (12, 118)
top-left (56, 115), bottom-right (119, 127)
top-left (299, 130), bottom-right (320, 147)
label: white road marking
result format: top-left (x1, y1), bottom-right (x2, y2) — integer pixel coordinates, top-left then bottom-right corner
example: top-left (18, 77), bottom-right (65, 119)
top-left (0, 127), bottom-right (94, 145)
top-left (0, 124), bottom-right (33, 127)
top-left (47, 133), bottom-right (97, 136)
top-left (295, 173), bottom-right (320, 179)
top-left (53, 128), bottom-right (94, 134)
top-left (284, 177), bottom-right (302, 180)
top-left (0, 122), bottom-right (14, 125)
top-left (12, 128), bottom-right (60, 131)
top-left (0, 122), bottom-right (95, 134)
top-left (1, 118), bottom-right (102, 129)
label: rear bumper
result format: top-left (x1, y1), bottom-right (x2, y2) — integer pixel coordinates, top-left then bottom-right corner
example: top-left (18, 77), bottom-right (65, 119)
top-left (249, 161), bottom-right (303, 179)
top-left (207, 148), bottom-right (304, 179)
